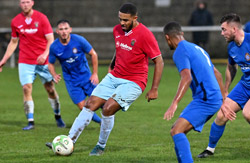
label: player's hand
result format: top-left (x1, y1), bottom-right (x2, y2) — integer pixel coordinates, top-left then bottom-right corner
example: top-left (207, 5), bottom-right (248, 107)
top-left (90, 73), bottom-right (99, 85)
top-left (163, 103), bottom-right (177, 121)
top-left (145, 88), bottom-right (158, 102)
top-left (37, 54), bottom-right (47, 65)
top-left (53, 74), bottom-right (61, 84)
top-left (220, 102), bottom-right (236, 121)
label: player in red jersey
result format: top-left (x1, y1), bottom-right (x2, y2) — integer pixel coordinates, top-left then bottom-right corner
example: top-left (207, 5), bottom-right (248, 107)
top-left (0, 0), bottom-right (65, 130)
top-left (63, 2), bottom-right (164, 156)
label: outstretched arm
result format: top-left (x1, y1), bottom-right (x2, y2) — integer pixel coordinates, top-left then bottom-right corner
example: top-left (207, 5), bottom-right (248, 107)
top-left (0, 37), bottom-right (18, 72)
top-left (163, 69), bottom-right (192, 121)
top-left (88, 48), bottom-right (99, 85)
top-left (145, 55), bottom-right (164, 102)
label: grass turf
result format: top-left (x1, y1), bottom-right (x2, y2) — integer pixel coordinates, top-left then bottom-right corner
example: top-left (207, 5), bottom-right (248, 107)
top-left (0, 64), bottom-right (249, 163)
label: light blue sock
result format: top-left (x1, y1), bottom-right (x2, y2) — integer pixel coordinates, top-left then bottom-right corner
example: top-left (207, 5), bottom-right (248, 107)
top-left (68, 107), bottom-right (94, 143)
top-left (92, 113), bottom-right (101, 123)
top-left (24, 101), bottom-right (34, 121)
top-left (97, 114), bottom-right (114, 148)
top-left (208, 122), bottom-right (225, 148)
top-left (173, 133), bottom-right (193, 163)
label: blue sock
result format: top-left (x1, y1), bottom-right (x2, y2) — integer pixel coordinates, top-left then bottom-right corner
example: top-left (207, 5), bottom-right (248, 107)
top-left (173, 133), bottom-right (193, 163)
top-left (208, 122), bottom-right (225, 148)
top-left (92, 113), bottom-right (101, 123)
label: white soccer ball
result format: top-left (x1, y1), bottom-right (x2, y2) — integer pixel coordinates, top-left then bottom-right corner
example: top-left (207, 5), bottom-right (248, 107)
top-left (52, 135), bottom-right (74, 156)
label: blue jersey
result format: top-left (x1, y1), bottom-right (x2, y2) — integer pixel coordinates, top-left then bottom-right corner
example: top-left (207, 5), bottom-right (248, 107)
top-left (173, 40), bottom-right (222, 102)
top-left (228, 33), bottom-right (250, 88)
top-left (49, 34), bottom-right (92, 83)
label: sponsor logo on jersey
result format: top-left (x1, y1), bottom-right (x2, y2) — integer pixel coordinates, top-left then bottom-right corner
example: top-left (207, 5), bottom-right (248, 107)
top-left (245, 53), bottom-right (250, 61)
top-left (131, 39), bottom-right (136, 46)
top-left (116, 41), bottom-right (132, 51)
top-left (20, 28), bottom-right (38, 34)
top-left (34, 22), bottom-right (39, 27)
top-left (72, 48), bottom-right (78, 54)
top-left (66, 56), bottom-right (78, 63)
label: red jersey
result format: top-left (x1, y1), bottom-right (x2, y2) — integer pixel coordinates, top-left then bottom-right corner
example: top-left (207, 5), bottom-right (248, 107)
top-left (11, 10), bottom-right (53, 65)
top-left (111, 23), bottom-right (161, 91)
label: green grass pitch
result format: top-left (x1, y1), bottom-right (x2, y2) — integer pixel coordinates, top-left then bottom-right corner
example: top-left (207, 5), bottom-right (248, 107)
top-left (0, 64), bottom-right (249, 163)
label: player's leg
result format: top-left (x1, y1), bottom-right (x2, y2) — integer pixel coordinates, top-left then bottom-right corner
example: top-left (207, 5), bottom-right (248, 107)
top-left (198, 98), bottom-right (241, 158)
top-left (90, 75), bottom-right (142, 156)
top-left (171, 118), bottom-right (194, 163)
top-left (77, 100), bottom-right (101, 124)
top-left (18, 63), bottom-right (36, 130)
top-left (242, 99), bottom-right (250, 123)
top-left (68, 95), bottom-right (105, 143)
top-left (198, 82), bottom-right (248, 158)
top-left (36, 65), bottom-right (65, 127)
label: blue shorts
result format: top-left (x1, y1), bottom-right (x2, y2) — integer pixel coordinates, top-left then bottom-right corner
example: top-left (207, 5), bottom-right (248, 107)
top-left (92, 73), bottom-right (142, 111)
top-left (180, 99), bottom-right (222, 132)
top-left (18, 63), bottom-right (53, 86)
top-left (228, 81), bottom-right (250, 109)
top-left (65, 80), bottom-right (96, 104)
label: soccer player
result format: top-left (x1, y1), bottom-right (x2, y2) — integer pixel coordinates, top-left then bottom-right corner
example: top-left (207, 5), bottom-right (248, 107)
top-left (163, 21), bottom-right (224, 162)
top-left (198, 13), bottom-right (250, 158)
top-left (48, 19), bottom-right (101, 123)
top-left (0, 0), bottom-right (65, 130)
top-left (60, 2), bottom-right (163, 156)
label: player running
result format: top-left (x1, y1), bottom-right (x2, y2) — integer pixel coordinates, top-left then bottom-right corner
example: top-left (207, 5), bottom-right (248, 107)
top-left (163, 21), bottom-right (224, 162)
top-left (198, 13), bottom-right (250, 158)
top-left (48, 19), bottom-right (101, 123)
top-left (0, 0), bottom-right (65, 130)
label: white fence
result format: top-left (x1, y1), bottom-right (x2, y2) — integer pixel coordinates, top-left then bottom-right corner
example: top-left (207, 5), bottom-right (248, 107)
top-left (0, 26), bottom-right (222, 68)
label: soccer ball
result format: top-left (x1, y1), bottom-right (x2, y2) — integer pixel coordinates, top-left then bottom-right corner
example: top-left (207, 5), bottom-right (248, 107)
top-left (52, 135), bottom-right (74, 156)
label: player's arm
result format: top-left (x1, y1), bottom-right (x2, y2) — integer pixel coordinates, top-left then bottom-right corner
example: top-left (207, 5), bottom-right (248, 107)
top-left (145, 55), bottom-right (164, 102)
top-left (108, 51), bottom-right (116, 73)
top-left (214, 67), bottom-right (225, 100)
top-left (48, 62), bottom-right (61, 84)
top-left (0, 37), bottom-right (19, 72)
top-left (37, 33), bottom-right (54, 64)
top-left (163, 69), bottom-right (192, 121)
top-left (88, 48), bottom-right (99, 85)
top-left (224, 62), bottom-right (237, 96)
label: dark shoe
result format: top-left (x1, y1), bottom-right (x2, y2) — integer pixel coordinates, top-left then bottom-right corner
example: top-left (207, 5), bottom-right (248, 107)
top-left (22, 124), bottom-right (34, 130)
top-left (89, 145), bottom-right (105, 156)
top-left (45, 142), bottom-right (52, 149)
top-left (56, 118), bottom-right (66, 128)
top-left (197, 149), bottom-right (214, 158)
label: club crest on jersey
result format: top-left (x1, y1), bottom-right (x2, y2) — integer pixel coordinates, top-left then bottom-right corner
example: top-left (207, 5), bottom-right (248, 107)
top-left (72, 48), bottom-right (78, 54)
top-left (131, 39), bottom-right (136, 46)
top-left (34, 22), bottom-right (39, 27)
top-left (245, 53), bottom-right (250, 61)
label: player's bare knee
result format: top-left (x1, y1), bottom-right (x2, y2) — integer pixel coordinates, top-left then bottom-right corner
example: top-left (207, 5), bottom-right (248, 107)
top-left (170, 126), bottom-right (182, 137)
top-left (242, 110), bottom-right (250, 123)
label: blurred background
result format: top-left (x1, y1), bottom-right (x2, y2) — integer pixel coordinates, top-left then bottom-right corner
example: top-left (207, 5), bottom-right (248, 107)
top-left (1, 0), bottom-right (250, 67)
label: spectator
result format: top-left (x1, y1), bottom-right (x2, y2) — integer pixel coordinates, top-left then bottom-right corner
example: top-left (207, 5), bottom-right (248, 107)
top-left (189, 0), bottom-right (213, 50)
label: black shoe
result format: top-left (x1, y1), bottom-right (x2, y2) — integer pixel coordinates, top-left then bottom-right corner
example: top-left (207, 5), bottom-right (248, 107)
top-left (197, 149), bottom-right (214, 158)
top-left (45, 142), bottom-right (52, 149)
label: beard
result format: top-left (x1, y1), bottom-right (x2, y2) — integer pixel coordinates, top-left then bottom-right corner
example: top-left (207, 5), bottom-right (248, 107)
top-left (122, 21), bottom-right (134, 32)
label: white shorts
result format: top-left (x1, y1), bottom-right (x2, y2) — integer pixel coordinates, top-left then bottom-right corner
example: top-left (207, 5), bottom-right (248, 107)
top-left (92, 73), bottom-right (142, 111)
top-left (18, 63), bottom-right (53, 86)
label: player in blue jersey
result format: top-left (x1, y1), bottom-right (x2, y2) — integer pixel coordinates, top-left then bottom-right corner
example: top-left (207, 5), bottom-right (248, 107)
top-left (47, 19), bottom-right (101, 123)
top-left (198, 13), bottom-right (250, 158)
top-left (163, 21), bottom-right (224, 163)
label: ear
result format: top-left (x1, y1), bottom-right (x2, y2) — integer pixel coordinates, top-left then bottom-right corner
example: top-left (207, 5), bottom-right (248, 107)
top-left (165, 35), bottom-right (170, 40)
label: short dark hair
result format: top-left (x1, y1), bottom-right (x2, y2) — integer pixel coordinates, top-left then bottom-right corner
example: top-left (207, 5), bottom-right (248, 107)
top-left (220, 13), bottom-right (241, 25)
top-left (119, 3), bottom-right (137, 16)
top-left (163, 21), bottom-right (183, 36)
top-left (56, 19), bottom-right (70, 26)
